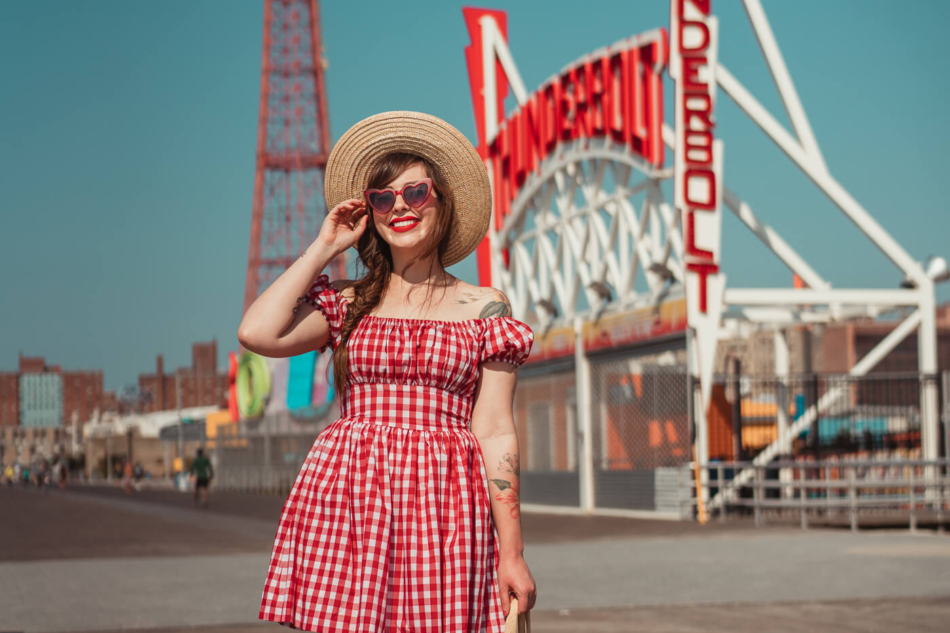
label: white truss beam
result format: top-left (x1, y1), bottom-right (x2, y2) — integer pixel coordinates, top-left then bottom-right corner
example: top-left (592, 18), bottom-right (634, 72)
top-left (715, 62), bottom-right (927, 285)
top-left (741, 0), bottom-right (827, 174)
top-left (490, 138), bottom-right (681, 325)
top-left (724, 288), bottom-right (921, 307)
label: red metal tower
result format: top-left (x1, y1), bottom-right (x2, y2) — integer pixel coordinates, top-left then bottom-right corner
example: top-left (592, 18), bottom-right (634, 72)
top-left (243, 0), bottom-right (343, 315)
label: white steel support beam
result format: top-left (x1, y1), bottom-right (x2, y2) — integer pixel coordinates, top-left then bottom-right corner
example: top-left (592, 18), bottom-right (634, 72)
top-left (725, 288), bottom-right (920, 307)
top-left (725, 306), bottom-right (879, 325)
top-left (773, 329), bottom-right (793, 499)
top-left (715, 63), bottom-right (928, 286)
top-left (722, 188), bottom-right (829, 291)
top-left (575, 316), bottom-right (595, 512)
top-left (774, 329), bottom-right (790, 445)
top-left (688, 328), bottom-right (710, 508)
top-left (918, 279), bottom-right (940, 463)
top-left (662, 124), bottom-right (829, 292)
top-left (741, 0), bottom-right (827, 174)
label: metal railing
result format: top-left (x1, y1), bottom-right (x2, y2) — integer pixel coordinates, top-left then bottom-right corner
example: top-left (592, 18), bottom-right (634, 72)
top-left (683, 459), bottom-right (950, 531)
top-left (214, 463), bottom-right (301, 495)
top-left (211, 412), bottom-right (332, 496)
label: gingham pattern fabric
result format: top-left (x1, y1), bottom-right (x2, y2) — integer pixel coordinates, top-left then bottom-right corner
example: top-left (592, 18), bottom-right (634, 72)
top-left (259, 274), bottom-right (534, 632)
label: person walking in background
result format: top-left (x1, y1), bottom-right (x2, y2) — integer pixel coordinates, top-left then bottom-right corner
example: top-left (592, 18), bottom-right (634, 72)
top-left (189, 447), bottom-right (213, 508)
top-left (121, 459), bottom-right (134, 495)
top-left (55, 456), bottom-right (69, 490)
top-left (4, 464), bottom-right (13, 486)
top-left (38, 458), bottom-right (51, 493)
top-left (30, 457), bottom-right (46, 492)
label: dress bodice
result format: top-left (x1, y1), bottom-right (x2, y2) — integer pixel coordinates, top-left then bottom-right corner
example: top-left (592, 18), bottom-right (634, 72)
top-left (304, 274), bottom-right (535, 431)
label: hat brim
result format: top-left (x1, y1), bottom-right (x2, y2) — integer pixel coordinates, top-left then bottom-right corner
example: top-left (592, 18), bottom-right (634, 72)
top-left (325, 111), bottom-right (491, 268)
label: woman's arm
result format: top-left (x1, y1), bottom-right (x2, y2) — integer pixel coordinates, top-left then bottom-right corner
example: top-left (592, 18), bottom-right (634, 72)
top-left (471, 363), bottom-right (537, 615)
top-left (237, 198), bottom-right (367, 357)
top-left (471, 366), bottom-right (524, 551)
top-left (237, 241), bottom-right (337, 357)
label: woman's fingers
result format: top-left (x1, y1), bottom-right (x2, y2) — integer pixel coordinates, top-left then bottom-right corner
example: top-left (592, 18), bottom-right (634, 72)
top-left (345, 207), bottom-right (367, 229)
top-left (329, 199), bottom-right (365, 219)
top-left (340, 201), bottom-right (366, 222)
top-left (354, 213), bottom-right (369, 237)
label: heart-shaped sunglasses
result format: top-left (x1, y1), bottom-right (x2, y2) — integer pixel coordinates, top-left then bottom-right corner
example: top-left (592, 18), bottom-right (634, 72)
top-left (363, 178), bottom-right (434, 214)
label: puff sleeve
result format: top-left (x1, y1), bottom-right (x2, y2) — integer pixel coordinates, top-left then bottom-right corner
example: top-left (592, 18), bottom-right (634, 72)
top-left (479, 317), bottom-right (535, 367)
top-left (303, 273), bottom-right (347, 353)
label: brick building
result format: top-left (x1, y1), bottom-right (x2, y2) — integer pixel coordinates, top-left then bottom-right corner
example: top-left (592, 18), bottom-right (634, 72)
top-left (63, 370), bottom-right (105, 428)
top-left (822, 304), bottom-right (950, 374)
top-left (0, 373), bottom-right (17, 427)
top-left (715, 326), bottom-right (822, 376)
top-left (0, 354), bottom-right (114, 428)
top-left (138, 340), bottom-right (228, 413)
top-left (713, 303), bottom-right (950, 377)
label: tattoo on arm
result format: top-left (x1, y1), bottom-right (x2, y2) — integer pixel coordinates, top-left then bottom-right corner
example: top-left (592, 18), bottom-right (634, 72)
top-left (489, 478), bottom-right (512, 491)
top-left (454, 291), bottom-right (482, 305)
top-left (500, 452), bottom-right (520, 476)
top-left (488, 452), bottom-right (521, 520)
top-left (479, 291), bottom-right (512, 318)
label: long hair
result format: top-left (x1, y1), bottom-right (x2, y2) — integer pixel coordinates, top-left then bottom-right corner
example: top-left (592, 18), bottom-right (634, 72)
top-left (330, 152), bottom-right (457, 397)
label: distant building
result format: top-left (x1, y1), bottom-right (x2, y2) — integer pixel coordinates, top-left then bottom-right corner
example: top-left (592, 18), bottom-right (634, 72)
top-left (0, 372), bottom-right (17, 427)
top-left (715, 326), bottom-right (822, 376)
top-left (63, 370), bottom-right (105, 428)
top-left (19, 372), bottom-right (63, 428)
top-left (713, 303), bottom-right (950, 376)
top-left (138, 340), bottom-right (228, 413)
top-left (0, 354), bottom-right (114, 428)
top-left (822, 303), bottom-right (950, 374)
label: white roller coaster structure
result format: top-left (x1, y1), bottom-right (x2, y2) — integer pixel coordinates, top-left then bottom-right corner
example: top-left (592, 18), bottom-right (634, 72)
top-left (464, 0), bottom-right (946, 511)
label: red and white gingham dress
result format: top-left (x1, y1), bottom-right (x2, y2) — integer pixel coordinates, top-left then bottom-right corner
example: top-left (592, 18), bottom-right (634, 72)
top-left (259, 274), bottom-right (534, 633)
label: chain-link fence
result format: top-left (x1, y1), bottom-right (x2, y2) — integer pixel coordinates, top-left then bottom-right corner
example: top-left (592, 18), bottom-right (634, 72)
top-left (589, 345), bottom-right (690, 514)
top-left (685, 370), bottom-right (948, 524)
top-left (210, 354), bottom-right (948, 523)
top-left (214, 410), bottom-right (334, 495)
top-left (706, 371), bottom-right (937, 462)
top-left (512, 368), bottom-right (580, 507)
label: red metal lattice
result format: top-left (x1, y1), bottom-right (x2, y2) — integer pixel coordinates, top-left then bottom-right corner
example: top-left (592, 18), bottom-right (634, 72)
top-left (243, 0), bottom-right (343, 315)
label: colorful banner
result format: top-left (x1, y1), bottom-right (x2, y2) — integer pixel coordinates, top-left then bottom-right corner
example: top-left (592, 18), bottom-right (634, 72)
top-left (287, 351), bottom-right (317, 410)
top-left (583, 298), bottom-right (687, 353)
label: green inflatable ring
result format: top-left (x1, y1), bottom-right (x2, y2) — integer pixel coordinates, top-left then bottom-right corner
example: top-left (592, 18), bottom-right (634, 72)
top-left (237, 351), bottom-right (271, 418)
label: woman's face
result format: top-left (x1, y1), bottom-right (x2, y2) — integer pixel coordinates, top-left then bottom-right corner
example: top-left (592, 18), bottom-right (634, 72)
top-left (372, 162), bottom-right (440, 251)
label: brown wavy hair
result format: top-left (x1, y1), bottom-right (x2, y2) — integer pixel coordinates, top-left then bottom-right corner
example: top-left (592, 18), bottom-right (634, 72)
top-left (329, 152), bottom-right (457, 397)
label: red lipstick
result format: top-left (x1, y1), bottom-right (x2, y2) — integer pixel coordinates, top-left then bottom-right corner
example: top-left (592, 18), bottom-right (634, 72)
top-left (389, 217), bottom-right (421, 233)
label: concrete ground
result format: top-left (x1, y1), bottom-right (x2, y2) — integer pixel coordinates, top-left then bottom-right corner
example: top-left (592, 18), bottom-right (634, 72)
top-left (1, 483), bottom-right (948, 632)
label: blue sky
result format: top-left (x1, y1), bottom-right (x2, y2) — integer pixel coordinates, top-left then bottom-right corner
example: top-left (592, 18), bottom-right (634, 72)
top-left (1, 1), bottom-right (948, 392)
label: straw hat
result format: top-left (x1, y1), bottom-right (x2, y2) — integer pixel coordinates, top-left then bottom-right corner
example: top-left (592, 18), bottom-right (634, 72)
top-left (325, 111), bottom-right (491, 268)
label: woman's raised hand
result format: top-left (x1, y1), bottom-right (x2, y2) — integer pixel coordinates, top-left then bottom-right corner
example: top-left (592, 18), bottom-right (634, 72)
top-left (315, 199), bottom-right (369, 254)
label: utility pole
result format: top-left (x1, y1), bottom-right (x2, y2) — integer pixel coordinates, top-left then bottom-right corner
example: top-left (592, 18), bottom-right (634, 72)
top-left (176, 370), bottom-right (184, 487)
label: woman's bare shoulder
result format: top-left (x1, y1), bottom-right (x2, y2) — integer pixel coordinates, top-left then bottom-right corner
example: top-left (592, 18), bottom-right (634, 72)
top-left (454, 281), bottom-right (512, 319)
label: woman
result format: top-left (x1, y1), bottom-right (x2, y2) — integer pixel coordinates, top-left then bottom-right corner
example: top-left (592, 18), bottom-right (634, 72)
top-left (239, 111), bottom-right (537, 632)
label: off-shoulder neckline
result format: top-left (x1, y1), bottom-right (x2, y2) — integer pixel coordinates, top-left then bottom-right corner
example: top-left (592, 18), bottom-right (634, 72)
top-left (318, 275), bottom-right (531, 329)
top-left (361, 314), bottom-right (532, 328)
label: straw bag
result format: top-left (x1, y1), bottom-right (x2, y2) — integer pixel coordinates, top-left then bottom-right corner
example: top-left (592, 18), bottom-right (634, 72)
top-left (504, 596), bottom-right (531, 633)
